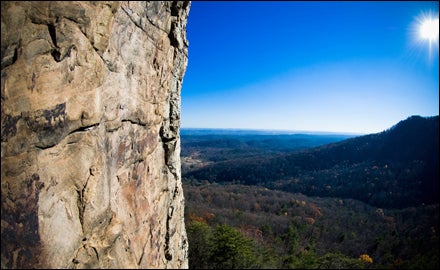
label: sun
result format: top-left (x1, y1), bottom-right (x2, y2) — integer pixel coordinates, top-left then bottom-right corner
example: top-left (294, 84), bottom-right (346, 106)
top-left (419, 17), bottom-right (439, 42)
top-left (410, 10), bottom-right (439, 62)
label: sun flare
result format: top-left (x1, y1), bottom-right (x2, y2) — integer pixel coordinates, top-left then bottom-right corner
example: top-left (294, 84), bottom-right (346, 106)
top-left (419, 17), bottom-right (439, 42)
top-left (411, 11), bottom-right (440, 62)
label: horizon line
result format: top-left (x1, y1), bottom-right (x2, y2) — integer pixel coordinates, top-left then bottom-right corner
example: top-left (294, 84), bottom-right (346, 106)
top-left (180, 126), bottom-right (367, 136)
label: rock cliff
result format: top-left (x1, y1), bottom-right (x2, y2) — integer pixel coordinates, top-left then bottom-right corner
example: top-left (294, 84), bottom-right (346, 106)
top-left (1, 1), bottom-right (190, 268)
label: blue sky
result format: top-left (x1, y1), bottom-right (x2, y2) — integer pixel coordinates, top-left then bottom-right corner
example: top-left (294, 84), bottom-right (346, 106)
top-left (181, 1), bottom-right (439, 134)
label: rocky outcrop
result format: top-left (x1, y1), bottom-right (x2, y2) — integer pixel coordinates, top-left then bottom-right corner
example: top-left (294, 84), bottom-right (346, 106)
top-left (1, 1), bottom-right (190, 268)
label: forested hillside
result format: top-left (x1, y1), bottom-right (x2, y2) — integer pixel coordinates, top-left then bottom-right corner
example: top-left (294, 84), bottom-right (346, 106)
top-left (184, 116), bottom-right (439, 208)
top-left (182, 115), bottom-right (439, 269)
top-left (184, 184), bottom-right (439, 269)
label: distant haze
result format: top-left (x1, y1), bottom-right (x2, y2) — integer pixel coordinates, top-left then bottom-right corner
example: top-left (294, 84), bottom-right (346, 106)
top-left (180, 128), bottom-right (365, 137)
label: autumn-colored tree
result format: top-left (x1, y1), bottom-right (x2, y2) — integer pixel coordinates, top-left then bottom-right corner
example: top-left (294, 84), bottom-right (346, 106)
top-left (359, 254), bottom-right (373, 264)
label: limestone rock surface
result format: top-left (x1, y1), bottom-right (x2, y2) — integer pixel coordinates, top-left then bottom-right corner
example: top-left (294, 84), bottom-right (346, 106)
top-left (1, 1), bottom-right (190, 268)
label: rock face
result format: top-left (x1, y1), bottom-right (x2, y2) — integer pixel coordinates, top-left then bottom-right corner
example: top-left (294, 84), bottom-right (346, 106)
top-left (1, 1), bottom-right (190, 268)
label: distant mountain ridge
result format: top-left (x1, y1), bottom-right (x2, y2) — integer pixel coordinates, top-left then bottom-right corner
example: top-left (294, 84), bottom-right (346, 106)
top-left (184, 115), bottom-right (439, 208)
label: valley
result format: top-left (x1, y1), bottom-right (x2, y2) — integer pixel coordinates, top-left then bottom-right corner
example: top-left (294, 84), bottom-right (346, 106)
top-left (181, 116), bottom-right (439, 269)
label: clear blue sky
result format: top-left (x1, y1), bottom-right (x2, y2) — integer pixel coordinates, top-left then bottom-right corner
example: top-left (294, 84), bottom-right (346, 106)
top-left (181, 1), bottom-right (439, 134)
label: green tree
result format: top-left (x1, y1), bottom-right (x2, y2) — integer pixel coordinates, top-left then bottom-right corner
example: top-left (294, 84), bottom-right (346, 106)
top-left (208, 225), bottom-right (257, 269)
top-left (187, 221), bottom-right (212, 269)
top-left (283, 247), bottom-right (319, 269)
top-left (318, 252), bottom-right (368, 269)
